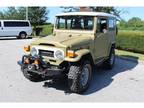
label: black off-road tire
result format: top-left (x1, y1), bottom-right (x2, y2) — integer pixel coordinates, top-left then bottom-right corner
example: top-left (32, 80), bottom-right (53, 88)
top-left (103, 46), bottom-right (115, 69)
top-left (68, 60), bottom-right (92, 93)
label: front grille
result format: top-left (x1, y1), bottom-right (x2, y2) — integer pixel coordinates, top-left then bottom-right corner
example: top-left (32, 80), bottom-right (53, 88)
top-left (39, 50), bottom-right (54, 57)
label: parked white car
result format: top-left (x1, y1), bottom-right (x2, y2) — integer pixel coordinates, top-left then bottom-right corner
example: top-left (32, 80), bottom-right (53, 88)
top-left (0, 20), bottom-right (32, 39)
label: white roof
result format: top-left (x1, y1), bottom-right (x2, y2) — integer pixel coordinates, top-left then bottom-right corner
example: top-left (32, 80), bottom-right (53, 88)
top-left (56, 12), bottom-right (117, 18)
top-left (0, 20), bottom-right (30, 22)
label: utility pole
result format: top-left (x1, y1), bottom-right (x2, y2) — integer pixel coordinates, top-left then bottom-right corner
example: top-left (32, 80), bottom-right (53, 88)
top-left (26, 7), bottom-right (28, 20)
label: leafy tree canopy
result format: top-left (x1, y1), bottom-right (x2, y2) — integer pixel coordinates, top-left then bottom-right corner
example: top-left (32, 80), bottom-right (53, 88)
top-left (61, 6), bottom-right (124, 17)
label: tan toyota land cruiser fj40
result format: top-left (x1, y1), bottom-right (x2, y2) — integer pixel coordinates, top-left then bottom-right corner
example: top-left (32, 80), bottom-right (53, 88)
top-left (18, 12), bottom-right (117, 93)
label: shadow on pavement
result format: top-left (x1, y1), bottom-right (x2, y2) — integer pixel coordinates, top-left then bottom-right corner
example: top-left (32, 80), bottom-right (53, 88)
top-left (83, 57), bottom-right (138, 95)
top-left (42, 57), bottom-right (138, 95)
top-left (43, 78), bottom-right (71, 95)
top-left (0, 37), bottom-right (32, 40)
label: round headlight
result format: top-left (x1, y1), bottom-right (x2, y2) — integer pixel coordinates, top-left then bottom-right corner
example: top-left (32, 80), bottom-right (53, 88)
top-left (55, 50), bottom-right (64, 60)
top-left (30, 47), bottom-right (37, 57)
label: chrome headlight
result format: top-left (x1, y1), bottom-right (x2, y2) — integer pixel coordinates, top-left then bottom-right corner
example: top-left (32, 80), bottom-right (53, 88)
top-left (55, 50), bottom-right (64, 60)
top-left (30, 47), bottom-right (38, 57)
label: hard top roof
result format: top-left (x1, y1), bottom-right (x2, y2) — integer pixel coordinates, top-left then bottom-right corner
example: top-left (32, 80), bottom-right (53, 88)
top-left (56, 12), bottom-right (118, 19)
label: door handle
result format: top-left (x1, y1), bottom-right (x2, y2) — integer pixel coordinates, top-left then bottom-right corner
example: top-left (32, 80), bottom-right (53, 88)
top-left (1, 27), bottom-right (3, 30)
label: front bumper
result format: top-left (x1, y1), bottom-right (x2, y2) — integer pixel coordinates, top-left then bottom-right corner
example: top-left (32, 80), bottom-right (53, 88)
top-left (18, 55), bottom-right (66, 78)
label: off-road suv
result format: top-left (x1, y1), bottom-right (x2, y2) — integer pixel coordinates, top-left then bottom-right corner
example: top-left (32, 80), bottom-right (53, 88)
top-left (18, 12), bottom-right (117, 93)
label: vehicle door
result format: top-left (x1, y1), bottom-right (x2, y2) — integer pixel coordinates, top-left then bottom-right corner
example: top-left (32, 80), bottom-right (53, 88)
top-left (94, 17), bottom-right (110, 61)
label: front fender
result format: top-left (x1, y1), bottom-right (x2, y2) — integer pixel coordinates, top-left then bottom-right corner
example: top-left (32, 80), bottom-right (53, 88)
top-left (64, 49), bottom-right (90, 62)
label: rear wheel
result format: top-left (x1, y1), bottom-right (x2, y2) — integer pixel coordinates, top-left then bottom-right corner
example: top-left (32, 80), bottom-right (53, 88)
top-left (68, 60), bottom-right (92, 93)
top-left (103, 46), bottom-right (115, 69)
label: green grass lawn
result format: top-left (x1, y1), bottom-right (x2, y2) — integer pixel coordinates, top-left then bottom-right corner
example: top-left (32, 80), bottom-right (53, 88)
top-left (116, 30), bottom-right (144, 54)
top-left (116, 49), bottom-right (144, 61)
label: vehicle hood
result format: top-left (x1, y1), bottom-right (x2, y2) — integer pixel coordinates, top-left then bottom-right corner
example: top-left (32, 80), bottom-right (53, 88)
top-left (31, 34), bottom-right (92, 48)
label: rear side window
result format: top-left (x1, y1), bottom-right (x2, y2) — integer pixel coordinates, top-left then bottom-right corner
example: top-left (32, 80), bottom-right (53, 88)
top-left (108, 18), bottom-right (116, 30)
top-left (4, 21), bottom-right (29, 27)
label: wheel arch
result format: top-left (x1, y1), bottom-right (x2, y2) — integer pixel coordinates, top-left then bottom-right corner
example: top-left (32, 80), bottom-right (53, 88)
top-left (80, 53), bottom-right (94, 66)
top-left (65, 49), bottom-right (94, 65)
top-left (107, 43), bottom-right (115, 56)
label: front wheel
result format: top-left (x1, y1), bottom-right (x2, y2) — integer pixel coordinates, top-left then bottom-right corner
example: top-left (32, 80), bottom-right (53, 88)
top-left (68, 60), bottom-right (92, 93)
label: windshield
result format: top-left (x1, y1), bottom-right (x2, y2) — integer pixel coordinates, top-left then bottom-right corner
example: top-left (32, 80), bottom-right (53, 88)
top-left (56, 16), bottom-right (94, 30)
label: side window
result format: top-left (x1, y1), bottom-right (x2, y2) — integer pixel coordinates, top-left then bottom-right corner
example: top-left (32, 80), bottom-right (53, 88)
top-left (0, 22), bottom-right (1, 27)
top-left (97, 18), bottom-right (108, 33)
top-left (87, 19), bottom-right (93, 30)
top-left (57, 18), bottom-right (65, 29)
top-left (108, 18), bottom-right (116, 30)
top-left (67, 19), bottom-right (71, 29)
top-left (71, 17), bottom-right (94, 30)
top-left (83, 17), bottom-right (94, 30)
top-left (72, 18), bottom-right (83, 29)
top-left (4, 21), bottom-right (29, 27)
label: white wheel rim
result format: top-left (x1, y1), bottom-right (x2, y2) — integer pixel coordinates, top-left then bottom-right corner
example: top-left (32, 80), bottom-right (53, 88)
top-left (21, 34), bottom-right (26, 38)
top-left (80, 65), bottom-right (89, 86)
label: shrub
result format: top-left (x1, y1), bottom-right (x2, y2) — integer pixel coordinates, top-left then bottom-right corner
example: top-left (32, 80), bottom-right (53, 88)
top-left (116, 30), bottom-right (144, 54)
top-left (32, 24), bottom-right (53, 36)
top-left (40, 24), bottom-right (53, 35)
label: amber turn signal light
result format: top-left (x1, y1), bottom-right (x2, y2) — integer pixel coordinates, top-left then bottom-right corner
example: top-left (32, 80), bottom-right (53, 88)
top-left (24, 45), bottom-right (30, 52)
top-left (67, 50), bottom-right (76, 58)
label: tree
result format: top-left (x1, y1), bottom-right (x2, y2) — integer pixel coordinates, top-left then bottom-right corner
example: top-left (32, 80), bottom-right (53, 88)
top-left (28, 7), bottom-right (48, 34)
top-left (0, 7), bottom-right (48, 35)
top-left (117, 20), bottom-right (128, 29)
top-left (17, 7), bottom-right (27, 20)
top-left (0, 7), bottom-right (19, 19)
top-left (60, 7), bottom-right (79, 12)
top-left (90, 7), bottom-right (122, 17)
top-left (118, 17), bottom-right (144, 30)
top-left (0, 11), bottom-right (5, 19)
top-left (127, 17), bottom-right (143, 30)
top-left (61, 6), bottom-right (122, 17)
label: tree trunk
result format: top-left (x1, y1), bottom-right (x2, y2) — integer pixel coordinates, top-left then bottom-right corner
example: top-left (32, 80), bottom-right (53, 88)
top-left (33, 25), bottom-right (37, 36)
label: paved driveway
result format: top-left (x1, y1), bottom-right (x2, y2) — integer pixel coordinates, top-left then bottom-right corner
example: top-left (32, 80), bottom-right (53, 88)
top-left (0, 38), bottom-right (144, 102)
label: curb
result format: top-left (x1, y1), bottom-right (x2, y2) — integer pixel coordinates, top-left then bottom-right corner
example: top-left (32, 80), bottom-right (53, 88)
top-left (116, 55), bottom-right (144, 63)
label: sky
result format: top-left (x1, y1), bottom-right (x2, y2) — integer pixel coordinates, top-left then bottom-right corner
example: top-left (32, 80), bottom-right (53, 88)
top-left (47, 7), bottom-right (144, 23)
top-left (1, 7), bottom-right (144, 23)
top-left (117, 7), bottom-right (144, 21)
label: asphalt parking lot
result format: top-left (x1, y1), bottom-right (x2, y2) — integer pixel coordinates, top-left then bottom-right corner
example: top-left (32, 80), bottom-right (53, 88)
top-left (0, 37), bottom-right (144, 102)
